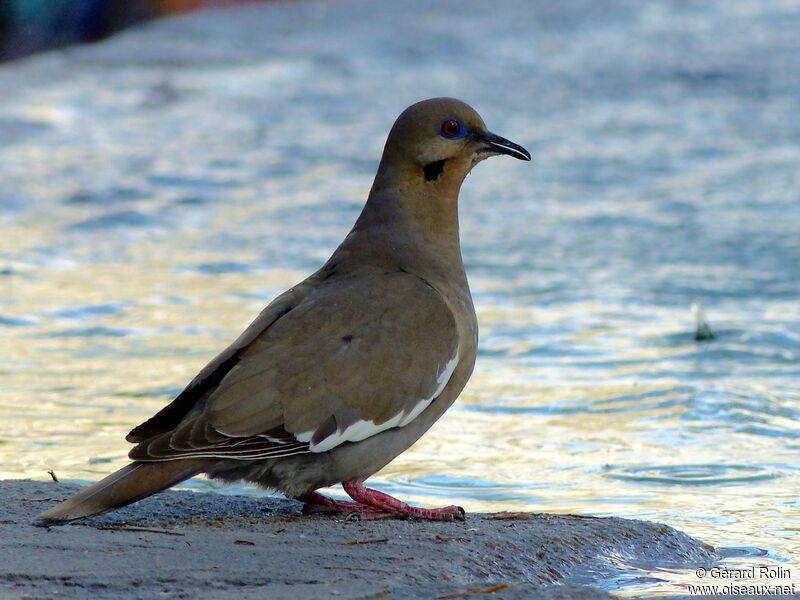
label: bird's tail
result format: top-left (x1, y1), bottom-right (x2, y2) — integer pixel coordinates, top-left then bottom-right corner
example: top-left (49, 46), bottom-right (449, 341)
top-left (36, 460), bottom-right (205, 525)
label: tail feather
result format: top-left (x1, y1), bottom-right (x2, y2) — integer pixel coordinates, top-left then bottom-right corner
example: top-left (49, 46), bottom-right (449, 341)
top-left (35, 460), bottom-right (204, 525)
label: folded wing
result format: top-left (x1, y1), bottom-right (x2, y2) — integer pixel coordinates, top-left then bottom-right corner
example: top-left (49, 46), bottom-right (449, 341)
top-left (129, 270), bottom-right (459, 461)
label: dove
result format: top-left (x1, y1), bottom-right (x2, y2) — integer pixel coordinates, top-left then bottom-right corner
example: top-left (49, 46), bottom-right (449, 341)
top-left (38, 97), bottom-right (530, 524)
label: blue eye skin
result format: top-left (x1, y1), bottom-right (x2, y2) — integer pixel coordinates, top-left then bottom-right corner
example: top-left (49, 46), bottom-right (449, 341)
top-left (439, 118), bottom-right (468, 140)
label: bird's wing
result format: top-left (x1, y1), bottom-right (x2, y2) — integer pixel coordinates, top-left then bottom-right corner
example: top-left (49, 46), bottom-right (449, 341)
top-left (129, 270), bottom-right (460, 461)
top-left (125, 283), bottom-right (311, 443)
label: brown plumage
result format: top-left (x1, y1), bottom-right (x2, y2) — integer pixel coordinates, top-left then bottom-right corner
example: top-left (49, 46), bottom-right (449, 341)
top-left (37, 97), bottom-right (530, 525)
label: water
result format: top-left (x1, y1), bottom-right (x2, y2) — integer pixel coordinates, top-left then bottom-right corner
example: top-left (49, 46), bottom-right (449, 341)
top-left (1, 0), bottom-right (799, 594)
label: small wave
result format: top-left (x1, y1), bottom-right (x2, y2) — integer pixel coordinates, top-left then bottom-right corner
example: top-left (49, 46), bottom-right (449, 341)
top-left (605, 464), bottom-right (779, 486)
top-left (0, 315), bottom-right (36, 327)
top-left (69, 210), bottom-right (159, 231)
top-left (181, 261), bottom-right (255, 275)
top-left (50, 303), bottom-right (127, 320)
top-left (47, 326), bottom-right (132, 338)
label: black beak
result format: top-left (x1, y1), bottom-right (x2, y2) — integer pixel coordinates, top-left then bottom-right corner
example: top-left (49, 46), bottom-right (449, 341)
top-left (475, 131), bottom-right (531, 161)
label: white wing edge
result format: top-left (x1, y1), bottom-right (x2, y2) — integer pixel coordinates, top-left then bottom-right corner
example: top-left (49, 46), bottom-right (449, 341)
top-left (296, 351), bottom-right (460, 453)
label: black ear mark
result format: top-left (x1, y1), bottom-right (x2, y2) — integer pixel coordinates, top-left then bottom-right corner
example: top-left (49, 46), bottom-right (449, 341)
top-left (423, 160), bottom-right (445, 182)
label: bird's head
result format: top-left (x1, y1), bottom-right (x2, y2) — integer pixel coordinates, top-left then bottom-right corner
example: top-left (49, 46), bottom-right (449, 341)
top-left (377, 97), bottom-right (531, 187)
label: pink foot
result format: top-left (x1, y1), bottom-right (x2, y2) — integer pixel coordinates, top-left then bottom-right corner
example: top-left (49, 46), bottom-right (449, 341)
top-left (296, 491), bottom-right (393, 518)
top-left (342, 480), bottom-right (465, 522)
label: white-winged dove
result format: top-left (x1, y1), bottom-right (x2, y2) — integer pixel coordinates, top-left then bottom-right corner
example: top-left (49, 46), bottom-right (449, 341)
top-left (38, 97), bottom-right (530, 524)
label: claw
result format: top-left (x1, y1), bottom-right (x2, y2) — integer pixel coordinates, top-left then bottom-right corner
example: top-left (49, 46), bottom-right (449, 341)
top-left (342, 480), bottom-right (467, 522)
top-left (298, 484), bottom-right (467, 522)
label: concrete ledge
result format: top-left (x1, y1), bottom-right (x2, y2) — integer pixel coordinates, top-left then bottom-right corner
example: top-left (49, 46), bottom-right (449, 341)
top-left (2, 480), bottom-right (716, 599)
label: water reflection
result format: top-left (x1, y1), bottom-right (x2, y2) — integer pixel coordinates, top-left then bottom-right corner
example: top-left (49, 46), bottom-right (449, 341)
top-left (1, 0), bottom-right (799, 594)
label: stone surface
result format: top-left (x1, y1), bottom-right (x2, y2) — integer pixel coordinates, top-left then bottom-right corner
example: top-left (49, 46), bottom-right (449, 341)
top-left (1, 480), bottom-right (716, 599)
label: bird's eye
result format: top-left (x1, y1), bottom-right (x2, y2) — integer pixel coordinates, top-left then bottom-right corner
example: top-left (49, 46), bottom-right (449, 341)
top-left (439, 119), bottom-right (465, 139)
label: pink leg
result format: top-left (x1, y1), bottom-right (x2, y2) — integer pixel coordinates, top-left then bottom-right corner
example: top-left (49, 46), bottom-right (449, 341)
top-left (296, 491), bottom-right (363, 511)
top-left (342, 480), bottom-right (465, 522)
top-left (295, 491), bottom-right (395, 519)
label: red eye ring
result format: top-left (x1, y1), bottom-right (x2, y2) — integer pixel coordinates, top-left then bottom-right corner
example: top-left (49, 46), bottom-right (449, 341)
top-left (440, 119), bottom-right (463, 139)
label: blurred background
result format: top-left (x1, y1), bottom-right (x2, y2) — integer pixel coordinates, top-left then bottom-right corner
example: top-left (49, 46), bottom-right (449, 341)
top-left (0, 0), bottom-right (798, 595)
top-left (0, 0), bottom-right (261, 60)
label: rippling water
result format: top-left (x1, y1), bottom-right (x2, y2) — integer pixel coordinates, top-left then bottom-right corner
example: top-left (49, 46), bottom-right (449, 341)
top-left (1, 0), bottom-right (798, 594)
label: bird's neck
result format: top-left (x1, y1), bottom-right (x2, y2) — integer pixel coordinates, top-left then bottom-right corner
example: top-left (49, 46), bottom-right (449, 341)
top-left (332, 164), bottom-right (470, 290)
